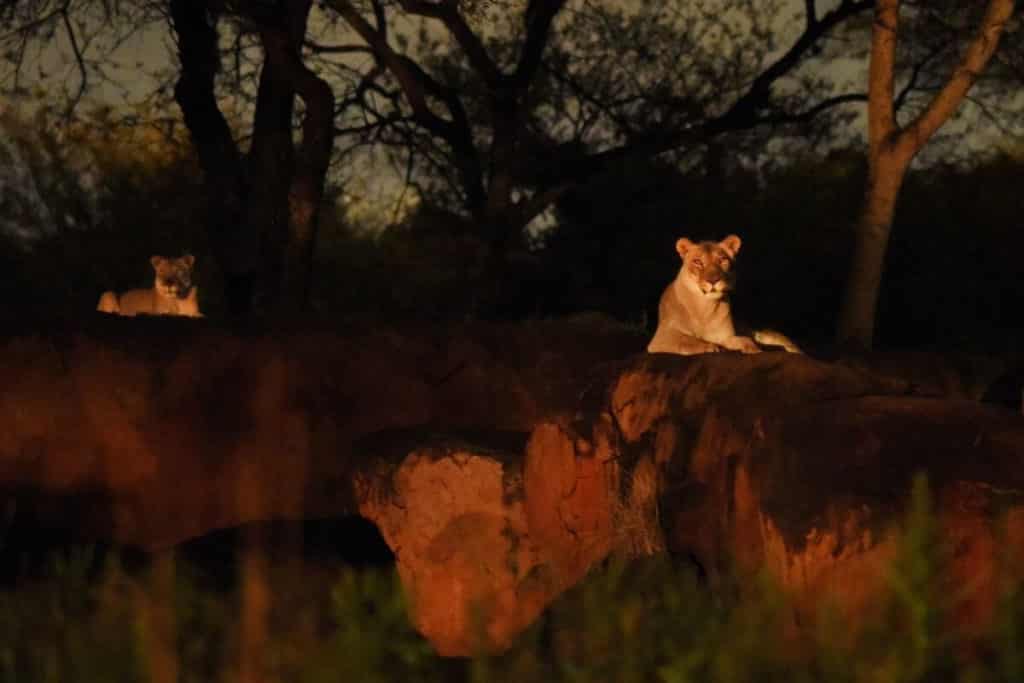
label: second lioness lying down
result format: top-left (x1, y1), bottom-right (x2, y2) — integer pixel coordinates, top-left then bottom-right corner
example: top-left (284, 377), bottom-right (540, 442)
top-left (647, 234), bottom-right (801, 355)
top-left (96, 254), bottom-right (202, 318)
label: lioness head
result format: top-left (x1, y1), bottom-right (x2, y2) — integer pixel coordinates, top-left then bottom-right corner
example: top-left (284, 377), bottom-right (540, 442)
top-left (674, 235), bottom-right (741, 298)
top-left (150, 254), bottom-right (196, 300)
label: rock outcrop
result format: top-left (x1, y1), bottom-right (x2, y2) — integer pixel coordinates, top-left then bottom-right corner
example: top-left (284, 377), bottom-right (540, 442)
top-left (0, 316), bottom-right (642, 549)
top-left (536, 352), bottom-right (1024, 639)
top-left (2, 318), bottom-right (1024, 655)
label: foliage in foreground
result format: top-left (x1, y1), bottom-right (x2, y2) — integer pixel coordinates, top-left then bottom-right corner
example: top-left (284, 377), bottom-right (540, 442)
top-left (3, 478), bottom-right (1024, 682)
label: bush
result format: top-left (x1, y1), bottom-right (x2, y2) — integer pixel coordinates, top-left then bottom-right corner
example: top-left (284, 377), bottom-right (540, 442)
top-left (4, 476), bottom-right (1024, 682)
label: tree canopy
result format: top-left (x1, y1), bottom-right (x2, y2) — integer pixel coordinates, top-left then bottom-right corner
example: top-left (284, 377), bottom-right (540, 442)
top-left (1, 0), bottom-right (1021, 319)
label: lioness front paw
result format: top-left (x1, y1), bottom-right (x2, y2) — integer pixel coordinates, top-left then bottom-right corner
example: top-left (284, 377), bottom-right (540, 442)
top-left (695, 341), bottom-right (723, 354)
top-left (725, 336), bottom-right (762, 354)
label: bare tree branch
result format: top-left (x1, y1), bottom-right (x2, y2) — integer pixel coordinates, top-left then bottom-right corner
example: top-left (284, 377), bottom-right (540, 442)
top-left (716, 0), bottom-right (873, 129)
top-left (900, 0), bottom-right (1015, 152)
top-left (325, 0), bottom-right (451, 134)
top-left (325, 0), bottom-right (487, 210)
top-left (396, 0), bottom-right (502, 85)
top-left (893, 42), bottom-right (944, 112)
top-left (304, 39), bottom-right (373, 55)
top-left (531, 0), bottom-right (874, 190)
top-left (757, 92), bottom-right (868, 126)
top-left (390, 144), bottom-right (417, 226)
top-left (0, 4), bottom-right (65, 44)
top-left (371, 0), bottom-right (387, 41)
top-left (804, 0), bottom-right (818, 28)
top-left (60, 8), bottom-right (87, 119)
top-left (513, 0), bottom-right (566, 88)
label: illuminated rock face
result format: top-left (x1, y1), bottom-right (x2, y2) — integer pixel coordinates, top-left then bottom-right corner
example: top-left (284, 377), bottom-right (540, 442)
top-left (0, 318), bottom-right (648, 656)
top-left (349, 352), bottom-right (1024, 655)
top-left (602, 353), bottom-right (1024, 639)
top-left (350, 421), bottom-right (665, 656)
top-left (355, 436), bottom-right (547, 656)
top-left (0, 317), bottom-right (643, 548)
top-left (1, 319), bottom-right (1024, 656)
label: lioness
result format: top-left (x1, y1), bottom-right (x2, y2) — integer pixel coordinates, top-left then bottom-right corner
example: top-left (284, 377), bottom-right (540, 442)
top-left (647, 234), bottom-right (801, 355)
top-left (97, 254), bottom-right (202, 317)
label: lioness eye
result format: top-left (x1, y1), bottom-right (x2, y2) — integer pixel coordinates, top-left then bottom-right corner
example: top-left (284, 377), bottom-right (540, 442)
top-left (691, 259), bottom-right (703, 269)
top-left (720, 258), bottom-right (730, 269)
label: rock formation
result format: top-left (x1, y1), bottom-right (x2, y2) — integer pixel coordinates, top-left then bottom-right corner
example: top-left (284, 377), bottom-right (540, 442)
top-left (1, 317), bottom-right (1023, 655)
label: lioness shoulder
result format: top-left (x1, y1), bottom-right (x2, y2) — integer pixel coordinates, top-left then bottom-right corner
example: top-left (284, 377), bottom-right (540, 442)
top-left (97, 254), bottom-right (202, 318)
top-left (647, 234), bottom-right (801, 355)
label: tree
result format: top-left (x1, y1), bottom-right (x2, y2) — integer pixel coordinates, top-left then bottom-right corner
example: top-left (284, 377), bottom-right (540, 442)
top-left (0, 0), bottom-right (336, 315)
top-left (836, 0), bottom-right (1017, 349)
top-left (28, 0), bottom-right (1024, 322)
top-left (0, 104), bottom-right (214, 322)
top-left (2, 0), bottom-right (878, 317)
top-left (170, 0), bottom-right (333, 315)
top-left (322, 0), bottom-right (877, 309)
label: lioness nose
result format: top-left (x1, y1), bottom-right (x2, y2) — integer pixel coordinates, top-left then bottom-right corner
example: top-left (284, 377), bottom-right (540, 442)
top-left (705, 273), bottom-right (721, 285)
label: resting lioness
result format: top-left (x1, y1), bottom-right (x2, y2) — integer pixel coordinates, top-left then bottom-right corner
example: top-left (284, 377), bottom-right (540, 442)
top-left (97, 254), bottom-right (202, 317)
top-left (647, 234), bottom-right (801, 355)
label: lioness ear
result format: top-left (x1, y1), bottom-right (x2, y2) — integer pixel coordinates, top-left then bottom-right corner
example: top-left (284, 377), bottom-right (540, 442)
top-left (720, 234), bottom-right (742, 257)
top-left (182, 254), bottom-right (195, 268)
top-left (150, 255), bottom-right (164, 270)
top-left (675, 238), bottom-right (696, 260)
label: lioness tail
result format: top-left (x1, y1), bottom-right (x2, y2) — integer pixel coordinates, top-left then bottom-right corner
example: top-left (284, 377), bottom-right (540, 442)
top-left (753, 329), bottom-right (803, 354)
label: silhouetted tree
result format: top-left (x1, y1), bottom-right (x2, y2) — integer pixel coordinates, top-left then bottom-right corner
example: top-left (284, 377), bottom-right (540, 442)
top-left (170, 0), bottom-right (333, 315)
top-left (836, 0), bottom-right (1016, 349)
top-left (0, 1), bottom-right (334, 315)
top-left (321, 0), bottom-right (879, 310)
top-left (6, 0), bottom-right (1021, 323)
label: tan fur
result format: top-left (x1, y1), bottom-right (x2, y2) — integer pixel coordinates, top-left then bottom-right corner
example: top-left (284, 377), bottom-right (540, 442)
top-left (647, 235), bottom-right (802, 355)
top-left (97, 254), bottom-right (202, 318)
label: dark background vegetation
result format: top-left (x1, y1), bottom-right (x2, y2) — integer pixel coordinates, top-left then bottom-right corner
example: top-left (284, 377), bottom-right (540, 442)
top-left (1, 0), bottom-right (1021, 350)
top-left (2, 106), bottom-right (1021, 352)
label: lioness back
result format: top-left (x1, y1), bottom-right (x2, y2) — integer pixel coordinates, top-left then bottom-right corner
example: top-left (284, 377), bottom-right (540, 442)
top-left (96, 254), bottom-right (202, 318)
top-left (96, 291), bottom-right (121, 314)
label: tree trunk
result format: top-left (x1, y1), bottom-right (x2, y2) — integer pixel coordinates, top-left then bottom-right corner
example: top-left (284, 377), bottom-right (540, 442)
top-left (248, 32), bottom-right (298, 312)
top-left (836, 150), bottom-right (910, 347)
top-left (475, 202), bottom-right (528, 318)
top-left (170, 0), bottom-right (256, 317)
top-left (284, 164), bottom-right (329, 310)
top-left (172, 0), bottom-right (332, 315)
top-left (836, 0), bottom-right (1015, 350)
top-left (245, 0), bottom-right (333, 313)
top-left (280, 43), bottom-right (334, 309)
